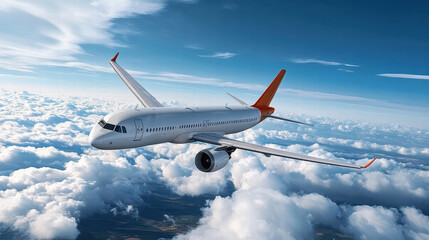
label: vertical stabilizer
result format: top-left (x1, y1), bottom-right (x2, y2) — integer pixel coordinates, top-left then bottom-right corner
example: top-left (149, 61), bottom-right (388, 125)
top-left (252, 70), bottom-right (285, 107)
top-left (251, 70), bottom-right (286, 120)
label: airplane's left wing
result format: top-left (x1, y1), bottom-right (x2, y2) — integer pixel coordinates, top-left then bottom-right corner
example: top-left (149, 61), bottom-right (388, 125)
top-left (109, 52), bottom-right (163, 108)
top-left (192, 133), bottom-right (376, 169)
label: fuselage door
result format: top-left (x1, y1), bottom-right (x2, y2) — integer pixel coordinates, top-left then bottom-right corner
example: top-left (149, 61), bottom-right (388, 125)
top-left (134, 119), bottom-right (143, 141)
top-left (203, 120), bottom-right (209, 128)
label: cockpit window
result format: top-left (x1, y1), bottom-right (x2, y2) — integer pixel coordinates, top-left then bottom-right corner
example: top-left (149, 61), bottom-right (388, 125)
top-left (98, 119), bottom-right (106, 127)
top-left (98, 119), bottom-right (128, 133)
top-left (114, 125), bottom-right (122, 133)
top-left (103, 123), bottom-right (115, 131)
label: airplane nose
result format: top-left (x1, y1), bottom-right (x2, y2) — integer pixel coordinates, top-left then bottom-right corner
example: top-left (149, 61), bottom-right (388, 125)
top-left (90, 135), bottom-right (104, 148)
top-left (89, 128), bottom-right (105, 149)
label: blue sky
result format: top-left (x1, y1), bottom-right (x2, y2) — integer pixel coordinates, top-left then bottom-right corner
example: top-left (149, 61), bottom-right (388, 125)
top-left (1, 0), bottom-right (428, 128)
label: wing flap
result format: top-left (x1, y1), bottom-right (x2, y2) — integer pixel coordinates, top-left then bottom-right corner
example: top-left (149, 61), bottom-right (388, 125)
top-left (192, 133), bottom-right (375, 169)
top-left (109, 53), bottom-right (163, 108)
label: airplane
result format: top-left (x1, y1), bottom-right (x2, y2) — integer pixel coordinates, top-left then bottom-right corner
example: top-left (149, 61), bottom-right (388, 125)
top-left (89, 53), bottom-right (376, 172)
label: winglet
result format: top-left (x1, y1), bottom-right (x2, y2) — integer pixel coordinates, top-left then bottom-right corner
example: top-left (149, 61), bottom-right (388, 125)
top-left (111, 52), bottom-right (119, 62)
top-left (363, 157), bottom-right (377, 168)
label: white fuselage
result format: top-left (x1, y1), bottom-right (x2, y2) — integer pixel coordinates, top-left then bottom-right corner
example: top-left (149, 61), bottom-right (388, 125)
top-left (89, 105), bottom-right (261, 150)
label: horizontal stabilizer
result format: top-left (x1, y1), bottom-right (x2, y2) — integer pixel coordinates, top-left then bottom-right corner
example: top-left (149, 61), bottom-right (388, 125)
top-left (264, 114), bottom-right (313, 126)
top-left (226, 92), bottom-right (248, 106)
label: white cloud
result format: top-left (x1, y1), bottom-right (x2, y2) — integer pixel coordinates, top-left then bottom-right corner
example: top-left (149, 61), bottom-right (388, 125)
top-left (0, 145), bottom-right (79, 173)
top-left (175, 189), bottom-right (429, 240)
top-left (378, 73), bottom-right (429, 80)
top-left (292, 58), bottom-right (359, 67)
top-left (133, 71), bottom-right (266, 91)
top-left (184, 44), bottom-right (203, 50)
top-left (0, 0), bottom-right (165, 72)
top-left (338, 68), bottom-right (354, 72)
top-left (344, 206), bottom-right (404, 240)
top-left (0, 73), bottom-right (35, 79)
top-left (316, 136), bottom-right (429, 157)
top-left (29, 212), bottom-right (79, 240)
top-left (164, 214), bottom-right (176, 225)
top-left (401, 207), bottom-right (429, 240)
top-left (0, 150), bottom-right (152, 239)
top-left (174, 189), bottom-right (315, 240)
top-left (278, 88), bottom-right (429, 113)
top-left (199, 52), bottom-right (237, 59)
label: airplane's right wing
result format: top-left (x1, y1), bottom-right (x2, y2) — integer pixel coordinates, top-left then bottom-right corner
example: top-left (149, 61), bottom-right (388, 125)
top-left (192, 133), bottom-right (376, 169)
top-left (109, 52), bottom-right (163, 108)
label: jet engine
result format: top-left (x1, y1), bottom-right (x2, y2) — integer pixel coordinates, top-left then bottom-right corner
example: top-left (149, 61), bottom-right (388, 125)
top-left (195, 147), bottom-right (235, 172)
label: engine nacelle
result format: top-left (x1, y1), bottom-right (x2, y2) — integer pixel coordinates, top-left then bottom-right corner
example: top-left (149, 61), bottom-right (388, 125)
top-left (195, 148), bottom-right (231, 172)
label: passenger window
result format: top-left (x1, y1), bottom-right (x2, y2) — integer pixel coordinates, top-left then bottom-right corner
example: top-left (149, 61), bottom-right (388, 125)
top-left (122, 126), bottom-right (127, 133)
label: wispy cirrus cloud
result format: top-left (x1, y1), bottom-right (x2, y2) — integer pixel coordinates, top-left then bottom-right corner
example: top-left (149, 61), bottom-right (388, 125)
top-left (338, 68), bottom-right (354, 73)
top-left (0, 0), bottom-right (166, 72)
top-left (199, 52), bottom-right (237, 59)
top-left (184, 44), bottom-right (203, 50)
top-left (292, 58), bottom-right (359, 67)
top-left (279, 88), bottom-right (429, 112)
top-left (0, 73), bottom-right (35, 79)
top-left (185, 45), bottom-right (236, 59)
top-left (377, 73), bottom-right (429, 80)
top-left (223, 3), bottom-right (238, 10)
top-left (47, 60), bottom-right (427, 113)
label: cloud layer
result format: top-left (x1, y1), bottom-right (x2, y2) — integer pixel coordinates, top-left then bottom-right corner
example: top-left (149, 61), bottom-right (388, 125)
top-left (0, 89), bottom-right (428, 239)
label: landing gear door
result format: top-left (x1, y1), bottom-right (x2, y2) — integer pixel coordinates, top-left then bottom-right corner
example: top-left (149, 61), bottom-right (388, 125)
top-left (134, 119), bottom-right (143, 141)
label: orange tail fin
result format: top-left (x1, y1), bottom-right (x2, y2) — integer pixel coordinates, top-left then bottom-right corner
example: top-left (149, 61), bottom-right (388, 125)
top-left (251, 70), bottom-right (286, 120)
top-left (252, 70), bottom-right (286, 107)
